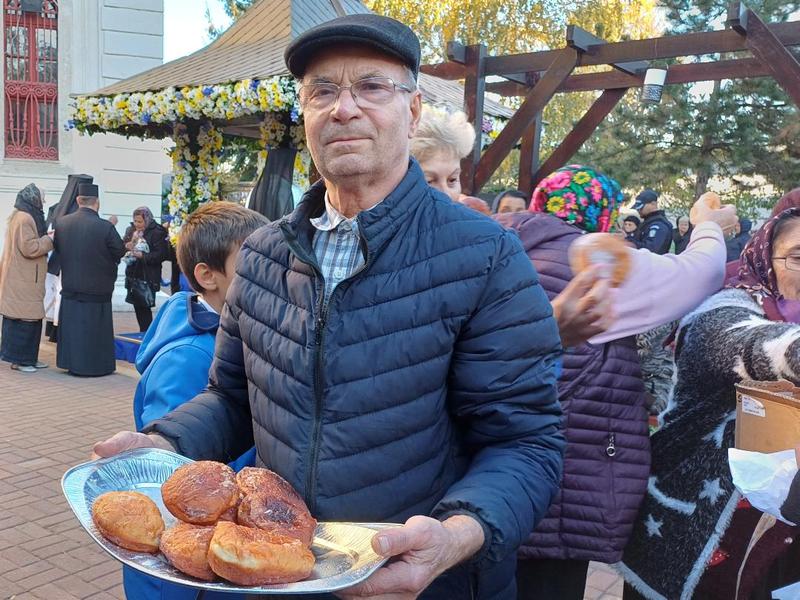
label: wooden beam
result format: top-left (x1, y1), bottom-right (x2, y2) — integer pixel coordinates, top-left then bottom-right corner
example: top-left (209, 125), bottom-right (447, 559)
top-left (518, 113), bottom-right (543, 196)
top-left (727, 2), bottom-right (748, 34)
top-left (420, 62), bottom-right (466, 80)
top-left (461, 44), bottom-right (488, 195)
top-left (744, 8), bottom-right (800, 109)
top-left (485, 56), bottom-right (771, 95)
top-left (482, 21), bottom-right (800, 76)
top-left (531, 87), bottom-right (628, 186)
top-left (473, 48), bottom-right (579, 192)
top-left (567, 25), bottom-right (648, 75)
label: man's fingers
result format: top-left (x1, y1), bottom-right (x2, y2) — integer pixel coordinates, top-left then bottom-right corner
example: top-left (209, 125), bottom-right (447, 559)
top-left (339, 560), bottom-right (420, 598)
top-left (91, 431), bottom-right (152, 459)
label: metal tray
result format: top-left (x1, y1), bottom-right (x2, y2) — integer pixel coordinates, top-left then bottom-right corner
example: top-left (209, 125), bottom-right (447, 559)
top-left (61, 448), bottom-right (393, 594)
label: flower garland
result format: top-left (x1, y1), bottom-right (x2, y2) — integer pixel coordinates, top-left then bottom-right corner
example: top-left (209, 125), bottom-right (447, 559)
top-left (195, 122), bottom-right (223, 202)
top-left (67, 77), bottom-right (299, 137)
top-left (167, 124), bottom-right (194, 244)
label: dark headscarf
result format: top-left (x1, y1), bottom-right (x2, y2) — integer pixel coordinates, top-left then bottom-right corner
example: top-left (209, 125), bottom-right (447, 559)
top-left (15, 184), bottom-right (46, 237)
top-left (728, 207), bottom-right (800, 321)
top-left (772, 189), bottom-right (800, 218)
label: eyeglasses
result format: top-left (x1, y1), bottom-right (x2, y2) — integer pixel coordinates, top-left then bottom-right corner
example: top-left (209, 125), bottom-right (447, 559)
top-left (298, 77), bottom-right (414, 110)
top-left (773, 255), bottom-right (800, 271)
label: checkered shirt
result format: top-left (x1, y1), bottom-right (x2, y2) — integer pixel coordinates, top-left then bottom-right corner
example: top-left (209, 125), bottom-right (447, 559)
top-left (311, 194), bottom-right (365, 306)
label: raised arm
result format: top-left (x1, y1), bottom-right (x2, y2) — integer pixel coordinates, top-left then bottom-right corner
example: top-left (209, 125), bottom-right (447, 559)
top-left (591, 221), bottom-right (726, 344)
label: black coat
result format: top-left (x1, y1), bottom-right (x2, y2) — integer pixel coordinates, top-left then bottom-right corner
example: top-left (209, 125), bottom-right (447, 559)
top-left (54, 207), bottom-right (125, 302)
top-left (124, 221), bottom-right (169, 289)
top-left (634, 210), bottom-right (673, 255)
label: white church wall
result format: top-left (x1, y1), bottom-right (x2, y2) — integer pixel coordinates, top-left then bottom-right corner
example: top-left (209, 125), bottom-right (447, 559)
top-left (0, 0), bottom-right (171, 247)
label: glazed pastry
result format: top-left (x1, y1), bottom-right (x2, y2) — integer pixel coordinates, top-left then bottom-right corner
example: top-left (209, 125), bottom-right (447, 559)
top-left (161, 461), bottom-right (239, 525)
top-left (160, 522), bottom-right (216, 581)
top-left (568, 232), bottom-right (632, 287)
top-left (237, 492), bottom-right (316, 546)
top-left (207, 521), bottom-right (315, 586)
top-left (92, 491), bottom-right (164, 553)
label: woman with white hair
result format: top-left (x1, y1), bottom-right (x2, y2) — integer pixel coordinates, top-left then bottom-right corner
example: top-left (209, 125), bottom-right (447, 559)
top-left (410, 107), bottom-right (475, 202)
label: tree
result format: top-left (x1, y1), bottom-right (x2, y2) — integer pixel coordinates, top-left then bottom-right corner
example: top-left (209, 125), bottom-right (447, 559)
top-left (577, 0), bottom-right (800, 218)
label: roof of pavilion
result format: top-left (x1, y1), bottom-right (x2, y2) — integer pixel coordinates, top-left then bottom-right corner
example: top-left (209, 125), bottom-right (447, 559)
top-left (69, 0), bottom-right (511, 139)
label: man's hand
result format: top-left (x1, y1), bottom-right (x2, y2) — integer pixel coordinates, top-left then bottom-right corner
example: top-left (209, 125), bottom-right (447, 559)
top-left (90, 431), bottom-right (175, 460)
top-left (132, 250), bottom-right (143, 258)
top-left (690, 196), bottom-right (738, 235)
top-left (551, 269), bottom-right (615, 348)
top-left (336, 515), bottom-right (484, 599)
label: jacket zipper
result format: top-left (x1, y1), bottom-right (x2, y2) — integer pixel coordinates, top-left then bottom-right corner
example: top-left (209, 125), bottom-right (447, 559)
top-left (606, 433), bottom-right (617, 457)
top-left (281, 222), bottom-right (372, 514)
top-left (306, 232), bottom-right (372, 513)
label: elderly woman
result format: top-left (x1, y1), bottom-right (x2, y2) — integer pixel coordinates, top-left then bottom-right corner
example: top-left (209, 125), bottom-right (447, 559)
top-left (410, 107), bottom-right (474, 202)
top-left (0, 184), bottom-right (53, 372)
top-left (619, 208), bottom-right (800, 600)
top-left (123, 206), bottom-right (169, 332)
top-left (497, 164), bottom-right (734, 599)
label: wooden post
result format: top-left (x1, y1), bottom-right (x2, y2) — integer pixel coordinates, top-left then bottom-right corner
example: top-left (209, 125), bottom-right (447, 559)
top-left (473, 48), bottom-right (578, 192)
top-left (461, 44), bottom-right (487, 196)
top-left (530, 87), bottom-right (628, 187)
top-left (518, 113), bottom-right (543, 196)
top-left (742, 8), bottom-right (800, 109)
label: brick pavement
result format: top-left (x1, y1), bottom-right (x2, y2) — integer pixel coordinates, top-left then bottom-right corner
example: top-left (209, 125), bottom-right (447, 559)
top-left (0, 312), bottom-right (623, 600)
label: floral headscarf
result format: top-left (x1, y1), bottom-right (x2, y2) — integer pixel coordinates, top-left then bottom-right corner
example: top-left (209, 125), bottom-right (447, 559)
top-left (530, 164), bottom-right (624, 233)
top-left (729, 207), bottom-right (800, 321)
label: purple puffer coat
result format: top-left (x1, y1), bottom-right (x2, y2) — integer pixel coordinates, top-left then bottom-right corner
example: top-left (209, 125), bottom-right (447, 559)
top-left (497, 212), bottom-right (650, 563)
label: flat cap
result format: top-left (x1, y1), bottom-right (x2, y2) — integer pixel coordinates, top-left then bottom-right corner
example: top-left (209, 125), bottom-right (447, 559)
top-left (284, 14), bottom-right (421, 78)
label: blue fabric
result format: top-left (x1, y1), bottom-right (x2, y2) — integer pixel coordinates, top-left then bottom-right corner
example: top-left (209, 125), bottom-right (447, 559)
top-left (126, 292), bottom-right (254, 600)
top-left (114, 332), bottom-right (144, 364)
top-left (144, 160), bottom-right (564, 599)
top-left (178, 272), bottom-right (193, 292)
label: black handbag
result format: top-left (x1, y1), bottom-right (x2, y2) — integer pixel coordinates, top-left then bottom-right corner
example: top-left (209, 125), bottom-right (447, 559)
top-left (125, 259), bottom-right (155, 308)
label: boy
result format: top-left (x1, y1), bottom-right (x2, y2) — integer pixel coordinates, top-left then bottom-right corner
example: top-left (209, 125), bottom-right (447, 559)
top-left (125, 201), bottom-right (267, 600)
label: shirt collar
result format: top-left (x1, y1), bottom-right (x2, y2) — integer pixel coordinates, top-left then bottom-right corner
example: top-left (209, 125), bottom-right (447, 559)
top-left (310, 192), bottom-right (356, 232)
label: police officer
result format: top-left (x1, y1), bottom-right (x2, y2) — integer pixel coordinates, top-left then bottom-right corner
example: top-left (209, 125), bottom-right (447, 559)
top-left (631, 189), bottom-right (672, 254)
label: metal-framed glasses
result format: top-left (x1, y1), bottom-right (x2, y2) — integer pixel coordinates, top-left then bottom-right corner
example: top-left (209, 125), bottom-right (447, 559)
top-left (773, 255), bottom-right (800, 271)
top-left (298, 77), bottom-right (414, 110)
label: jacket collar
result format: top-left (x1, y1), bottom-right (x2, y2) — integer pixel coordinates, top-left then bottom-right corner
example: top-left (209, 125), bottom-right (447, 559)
top-left (78, 206), bottom-right (100, 218)
top-left (280, 158), bottom-right (429, 264)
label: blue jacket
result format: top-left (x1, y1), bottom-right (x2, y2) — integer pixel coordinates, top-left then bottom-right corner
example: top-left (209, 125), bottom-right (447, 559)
top-left (144, 160), bottom-right (564, 599)
top-left (126, 292), bottom-right (254, 600)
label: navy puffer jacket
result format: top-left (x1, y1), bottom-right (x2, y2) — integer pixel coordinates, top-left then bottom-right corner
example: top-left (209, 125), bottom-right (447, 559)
top-left (145, 161), bottom-right (564, 598)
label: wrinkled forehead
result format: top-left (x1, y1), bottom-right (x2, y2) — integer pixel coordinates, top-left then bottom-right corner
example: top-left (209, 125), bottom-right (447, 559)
top-left (302, 43), bottom-right (409, 83)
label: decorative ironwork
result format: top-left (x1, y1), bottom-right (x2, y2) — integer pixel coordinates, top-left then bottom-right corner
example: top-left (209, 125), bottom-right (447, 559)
top-left (3, 0), bottom-right (58, 160)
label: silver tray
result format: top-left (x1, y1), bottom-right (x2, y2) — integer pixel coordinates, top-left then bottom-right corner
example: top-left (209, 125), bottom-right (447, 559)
top-left (61, 448), bottom-right (394, 594)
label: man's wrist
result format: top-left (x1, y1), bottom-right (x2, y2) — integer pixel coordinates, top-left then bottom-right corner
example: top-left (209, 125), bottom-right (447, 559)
top-left (147, 433), bottom-right (176, 452)
top-left (441, 514), bottom-right (485, 567)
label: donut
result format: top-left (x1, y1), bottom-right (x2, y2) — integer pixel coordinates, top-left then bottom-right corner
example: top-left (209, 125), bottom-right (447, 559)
top-left (92, 491), bottom-right (164, 553)
top-left (161, 461), bottom-right (239, 525)
top-left (207, 521), bottom-right (315, 586)
top-left (237, 492), bottom-right (317, 546)
top-left (160, 523), bottom-right (216, 581)
top-left (235, 467), bottom-right (305, 509)
top-left (568, 233), bottom-right (631, 287)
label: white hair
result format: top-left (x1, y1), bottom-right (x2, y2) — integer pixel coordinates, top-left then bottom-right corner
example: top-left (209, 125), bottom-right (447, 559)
top-left (410, 107), bottom-right (476, 163)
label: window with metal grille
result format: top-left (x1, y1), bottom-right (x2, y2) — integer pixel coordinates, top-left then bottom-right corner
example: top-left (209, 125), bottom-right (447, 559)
top-left (3, 0), bottom-right (58, 160)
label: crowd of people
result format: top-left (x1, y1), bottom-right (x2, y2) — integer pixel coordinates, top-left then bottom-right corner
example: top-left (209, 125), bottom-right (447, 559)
top-left (0, 12), bottom-right (798, 600)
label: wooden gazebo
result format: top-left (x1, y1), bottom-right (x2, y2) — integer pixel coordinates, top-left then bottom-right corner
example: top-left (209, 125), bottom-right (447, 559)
top-left (423, 2), bottom-right (800, 197)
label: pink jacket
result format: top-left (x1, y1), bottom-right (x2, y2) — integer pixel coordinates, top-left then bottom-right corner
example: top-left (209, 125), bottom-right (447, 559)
top-left (591, 222), bottom-right (726, 345)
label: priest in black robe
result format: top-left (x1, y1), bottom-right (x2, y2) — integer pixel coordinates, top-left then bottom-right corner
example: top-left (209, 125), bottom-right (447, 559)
top-left (54, 184), bottom-right (125, 376)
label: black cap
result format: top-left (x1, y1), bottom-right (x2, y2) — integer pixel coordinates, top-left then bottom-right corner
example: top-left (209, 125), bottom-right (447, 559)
top-left (284, 14), bottom-right (421, 79)
top-left (77, 183), bottom-right (99, 198)
top-left (632, 189), bottom-right (658, 211)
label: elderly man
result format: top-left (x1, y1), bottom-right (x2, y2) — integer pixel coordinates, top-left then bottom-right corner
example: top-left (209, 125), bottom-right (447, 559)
top-left (93, 14), bottom-right (563, 599)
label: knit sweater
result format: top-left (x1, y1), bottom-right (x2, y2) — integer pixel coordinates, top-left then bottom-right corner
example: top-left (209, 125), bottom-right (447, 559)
top-left (618, 288), bottom-right (800, 600)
